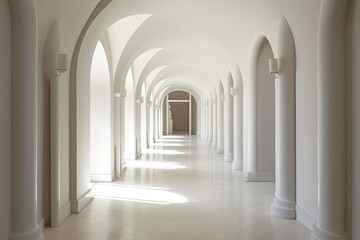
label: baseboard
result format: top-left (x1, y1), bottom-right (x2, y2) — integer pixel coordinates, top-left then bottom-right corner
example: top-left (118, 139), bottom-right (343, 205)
top-left (38, 218), bottom-right (44, 233)
top-left (71, 189), bottom-right (93, 214)
top-left (296, 205), bottom-right (316, 230)
top-left (243, 171), bottom-right (275, 182)
top-left (59, 201), bottom-right (71, 224)
top-left (90, 171), bottom-right (115, 182)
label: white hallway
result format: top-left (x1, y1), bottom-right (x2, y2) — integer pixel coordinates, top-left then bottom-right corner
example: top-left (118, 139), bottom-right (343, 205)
top-left (1, 1), bottom-right (360, 240)
top-left (44, 135), bottom-right (310, 240)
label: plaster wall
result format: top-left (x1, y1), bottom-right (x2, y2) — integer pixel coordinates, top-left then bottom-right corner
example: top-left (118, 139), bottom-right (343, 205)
top-left (0, 2), bottom-right (12, 239)
top-left (124, 68), bottom-right (136, 160)
top-left (90, 42), bottom-right (112, 179)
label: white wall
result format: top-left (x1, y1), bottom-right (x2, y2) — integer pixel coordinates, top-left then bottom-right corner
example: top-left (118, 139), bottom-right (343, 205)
top-left (256, 38), bottom-right (275, 173)
top-left (124, 68), bottom-right (136, 160)
top-left (90, 42), bottom-right (113, 181)
top-left (0, 1), bottom-right (12, 239)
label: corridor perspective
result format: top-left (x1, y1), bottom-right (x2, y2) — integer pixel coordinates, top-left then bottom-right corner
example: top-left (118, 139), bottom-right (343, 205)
top-left (44, 135), bottom-right (310, 240)
top-left (1, 1), bottom-right (360, 240)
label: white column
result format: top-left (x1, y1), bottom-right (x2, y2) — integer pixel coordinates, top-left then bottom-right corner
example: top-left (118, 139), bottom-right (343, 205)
top-left (271, 17), bottom-right (296, 219)
top-left (10, 0), bottom-right (43, 239)
top-left (146, 103), bottom-right (151, 148)
top-left (208, 100), bottom-right (213, 144)
top-left (212, 99), bottom-right (217, 148)
top-left (153, 104), bottom-right (157, 142)
top-left (310, 1), bottom-right (348, 239)
top-left (232, 87), bottom-right (243, 170)
top-left (225, 86), bottom-right (234, 162)
top-left (51, 77), bottom-right (61, 226)
top-left (205, 105), bottom-right (209, 140)
top-left (115, 95), bottom-right (121, 177)
top-left (189, 94), bottom-right (192, 135)
top-left (217, 93), bottom-right (224, 153)
top-left (248, 73), bottom-right (257, 173)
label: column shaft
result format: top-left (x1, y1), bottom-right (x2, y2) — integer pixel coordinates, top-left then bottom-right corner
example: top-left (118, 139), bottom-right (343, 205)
top-left (233, 90), bottom-right (243, 170)
top-left (225, 89), bottom-right (234, 162)
top-left (311, 1), bottom-right (348, 239)
top-left (10, 0), bottom-right (43, 239)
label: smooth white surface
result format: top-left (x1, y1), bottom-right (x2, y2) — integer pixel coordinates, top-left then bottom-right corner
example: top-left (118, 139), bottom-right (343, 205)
top-left (271, 17), bottom-right (296, 220)
top-left (311, 0), bottom-right (348, 239)
top-left (224, 75), bottom-right (234, 162)
top-left (10, 0), bottom-right (43, 239)
top-left (44, 135), bottom-right (310, 240)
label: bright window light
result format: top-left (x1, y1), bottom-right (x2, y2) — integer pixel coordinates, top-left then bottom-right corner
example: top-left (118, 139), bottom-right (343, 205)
top-left (125, 160), bottom-right (186, 170)
top-left (92, 184), bottom-right (188, 205)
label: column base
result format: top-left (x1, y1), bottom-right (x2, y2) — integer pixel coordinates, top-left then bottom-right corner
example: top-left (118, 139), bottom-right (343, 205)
top-left (271, 196), bottom-right (296, 219)
top-left (216, 146), bottom-right (224, 154)
top-left (310, 224), bottom-right (347, 240)
top-left (10, 226), bottom-right (44, 240)
top-left (232, 160), bottom-right (243, 171)
top-left (224, 153), bottom-right (233, 162)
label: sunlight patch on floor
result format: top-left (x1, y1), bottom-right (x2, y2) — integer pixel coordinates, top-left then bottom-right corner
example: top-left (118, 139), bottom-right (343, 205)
top-left (125, 160), bottom-right (186, 170)
top-left (92, 184), bottom-right (188, 205)
top-left (142, 148), bottom-right (185, 155)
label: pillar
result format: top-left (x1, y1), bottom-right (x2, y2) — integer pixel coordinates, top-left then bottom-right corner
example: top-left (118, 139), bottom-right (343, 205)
top-left (217, 92), bottom-right (224, 153)
top-left (225, 84), bottom-right (234, 162)
top-left (212, 98), bottom-right (217, 148)
top-left (232, 86), bottom-right (243, 170)
top-left (310, 1), bottom-right (348, 239)
top-left (271, 17), bottom-right (296, 219)
top-left (10, 0), bottom-right (44, 239)
top-left (207, 100), bottom-right (213, 143)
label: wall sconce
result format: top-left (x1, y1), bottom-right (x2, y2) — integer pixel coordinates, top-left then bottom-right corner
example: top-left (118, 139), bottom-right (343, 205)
top-left (269, 58), bottom-right (280, 78)
top-left (56, 53), bottom-right (68, 76)
top-left (147, 101), bottom-right (152, 107)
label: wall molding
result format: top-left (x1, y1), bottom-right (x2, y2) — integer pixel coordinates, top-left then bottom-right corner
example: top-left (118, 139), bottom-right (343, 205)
top-left (243, 171), bottom-right (275, 182)
top-left (71, 189), bottom-right (93, 214)
top-left (59, 201), bottom-right (71, 224)
top-left (296, 205), bottom-right (316, 231)
top-left (37, 218), bottom-right (44, 233)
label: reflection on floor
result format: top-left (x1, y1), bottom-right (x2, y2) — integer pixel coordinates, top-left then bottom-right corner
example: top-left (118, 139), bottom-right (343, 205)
top-left (44, 135), bottom-right (310, 240)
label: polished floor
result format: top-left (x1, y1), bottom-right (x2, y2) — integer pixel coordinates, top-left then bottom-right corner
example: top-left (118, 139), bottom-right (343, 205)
top-left (44, 135), bottom-right (310, 240)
